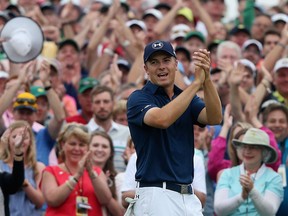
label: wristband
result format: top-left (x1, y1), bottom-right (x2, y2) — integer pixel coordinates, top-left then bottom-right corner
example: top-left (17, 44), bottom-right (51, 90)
top-left (103, 48), bottom-right (114, 57)
top-left (69, 176), bottom-right (78, 183)
top-left (122, 40), bottom-right (131, 47)
top-left (65, 180), bottom-right (74, 191)
top-left (90, 171), bottom-right (98, 180)
top-left (14, 155), bottom-right (24, 161)
top-left (44, 85), bottom-right (52, 91)
top-left (15, 152), bottom-right (24, 157)
top-left (277, 42), bottom-right (286, 49)
top-left (261, 80), bottom-right (271, 93)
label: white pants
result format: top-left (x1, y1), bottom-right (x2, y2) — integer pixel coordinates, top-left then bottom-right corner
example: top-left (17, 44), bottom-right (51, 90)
top-left (125, 186), bottom-right (203, 216)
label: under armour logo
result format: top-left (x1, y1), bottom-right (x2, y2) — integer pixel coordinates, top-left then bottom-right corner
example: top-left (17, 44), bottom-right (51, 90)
top-left (152, 41), bottom-right (163, 49)
top-left (135, 195), bottom-right (139, 199)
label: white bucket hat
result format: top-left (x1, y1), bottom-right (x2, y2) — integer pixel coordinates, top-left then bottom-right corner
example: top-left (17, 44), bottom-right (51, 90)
top-left (232, 128), bottom-right (278, 164)
top-left (0, 16), bottom-right (44, 63)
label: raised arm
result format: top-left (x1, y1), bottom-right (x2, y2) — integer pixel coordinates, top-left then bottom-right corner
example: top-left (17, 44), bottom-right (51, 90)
top-left (39, 60), bottom-right (65, 140)
top-left (228, 63), bottom-right (246, 122)
top-left (0, 62), bottom-right (32, 116)
top-left (196, 50), bottom-right (222, 125)
top-left (263, 23), bottom-right (288, 72)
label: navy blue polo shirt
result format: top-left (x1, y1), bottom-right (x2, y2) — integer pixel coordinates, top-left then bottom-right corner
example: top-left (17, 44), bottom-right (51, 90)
top-left (127, 81), bottom-right (205, 184)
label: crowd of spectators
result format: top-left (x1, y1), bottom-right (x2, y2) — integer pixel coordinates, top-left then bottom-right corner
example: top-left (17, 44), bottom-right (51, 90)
top-left (0, 0), bottom-right (288, 215)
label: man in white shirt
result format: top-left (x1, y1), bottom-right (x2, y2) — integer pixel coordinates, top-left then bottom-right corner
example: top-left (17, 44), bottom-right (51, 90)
top-left (87, 85), bottom-right (130, 172)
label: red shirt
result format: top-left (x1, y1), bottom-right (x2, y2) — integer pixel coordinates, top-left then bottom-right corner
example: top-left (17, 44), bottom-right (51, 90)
top-left (43, 166), bottom-right (103, 216)
top-left (66, 114), bottom-right (88, 125)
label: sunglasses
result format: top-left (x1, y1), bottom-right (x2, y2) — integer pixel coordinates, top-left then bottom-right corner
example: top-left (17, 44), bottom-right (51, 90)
top-left (66, 124), bottom-right (89, 133)
top-left (81, 80), bottom-right (99, 86)
top-left (16, 98), bottom-right (36, 105)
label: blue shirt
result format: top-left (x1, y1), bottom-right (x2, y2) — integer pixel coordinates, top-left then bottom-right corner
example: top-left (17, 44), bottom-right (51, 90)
top-left (35, 127), bottom-right (55, 166)
top-left (127, 81), bottom-right (205, 184)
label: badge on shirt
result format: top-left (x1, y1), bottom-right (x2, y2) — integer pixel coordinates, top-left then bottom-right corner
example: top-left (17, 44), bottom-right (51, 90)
top-left (76, 196), bottom-right (92, 216)
top-left (278, 164), bottom-right (287, 187)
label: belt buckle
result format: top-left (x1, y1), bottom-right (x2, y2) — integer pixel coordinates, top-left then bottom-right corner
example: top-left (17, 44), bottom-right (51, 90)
top-left (180, 185), bottom-right (188, 194)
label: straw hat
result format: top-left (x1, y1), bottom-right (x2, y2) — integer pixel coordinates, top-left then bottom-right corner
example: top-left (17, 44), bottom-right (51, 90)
top-left (232, 128), bottom-right (277, 164)
top-left (0, 16), bottom-right (44, 63)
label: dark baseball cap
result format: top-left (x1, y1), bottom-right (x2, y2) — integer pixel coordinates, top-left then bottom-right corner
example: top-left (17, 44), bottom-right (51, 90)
top-left (30, 86), bottom-right (47, 98)
top-left (184, 31), bottom-right (205, 43)
top-left (143, 40), bottom-right (176, 63)
top-left (78, 77), bottom-right (99, 93)
top-left (175, 46), bottom-right (191, 62)
top-left (58, 39), bottom-right (80, 52)
top-left (229, 24), bottom-right (250, 36)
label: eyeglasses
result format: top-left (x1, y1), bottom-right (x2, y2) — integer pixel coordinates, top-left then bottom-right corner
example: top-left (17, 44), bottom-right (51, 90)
top-left (236, 144), bottom-right (261, 151)
top-left (16, 98), bottom-right (36, 105)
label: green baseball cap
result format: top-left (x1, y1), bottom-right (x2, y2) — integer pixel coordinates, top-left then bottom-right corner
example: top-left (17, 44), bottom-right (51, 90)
top-left (30, 86), bottom-right (47, 98)
top-left (78, 77), bottom-right (99, 94)
top-left (184, 31), bottom-right (205, 43)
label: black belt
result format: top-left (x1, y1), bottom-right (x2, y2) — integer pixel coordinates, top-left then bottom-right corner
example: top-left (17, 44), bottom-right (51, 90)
top-left (138, 182), bottom-right (193, 194)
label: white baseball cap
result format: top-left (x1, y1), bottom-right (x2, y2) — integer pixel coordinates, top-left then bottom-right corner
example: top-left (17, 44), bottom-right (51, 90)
top-left (273, 58), bottom-right (288, 72)
top-left (126, 19), bottom-right (146, 31)
top-left (238, 59), bottom-right (256, 77)
top-left (271, 13), bottom-right (288, 23)
top-left (170, 24), bottom-right (191, 41)
top-left (0, 17), bottom-right (44, 63)
top-left (142, 9), bottom-right (163, 20)
top-left (242, 39), bottom-right (263, 52)
top-left (0, 71), bottom-right (9, 79)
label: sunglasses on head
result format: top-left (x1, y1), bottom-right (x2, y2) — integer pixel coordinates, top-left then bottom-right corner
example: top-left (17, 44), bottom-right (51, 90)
top-left (66, 124), bottom-right (89, 133)
top-left (16, 98), bottom-right (36, 105)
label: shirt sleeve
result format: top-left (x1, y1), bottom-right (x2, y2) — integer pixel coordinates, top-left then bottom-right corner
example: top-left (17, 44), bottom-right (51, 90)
top-left (121, 153), bottom-right (137, 192)
top-left (250, 188), bottom-right (283, 216)
top-left (214, 169), bottom-right (244, 215)
top-left (193, 154), bottom-right (207, 194)
top-left (127, 90), bottom-right (157, 127)
top-left (0, 160), bottom-right (25, 194)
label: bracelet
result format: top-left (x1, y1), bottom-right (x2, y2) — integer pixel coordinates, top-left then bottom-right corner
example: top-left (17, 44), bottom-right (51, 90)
top-left (69, 176), bottom-right (78, 183)
top-left (15, 152), bottom-right (24, 157)
top-left (89, 171), bottom-right (98, 180)
top-left (14, 155), bottom-right (24, 161)
top-left (121, 40), bottom-right (131, 47)
top-left (65, 180), bottom-right (74, 191)
top-left (103, 48), bottom-right (114, 57)
top-left (277, 42), bottom-right (286, 49)
top-left (44, 85), bottom-right (52, 91)
top-left (260, 80), bottom-right (271, 93)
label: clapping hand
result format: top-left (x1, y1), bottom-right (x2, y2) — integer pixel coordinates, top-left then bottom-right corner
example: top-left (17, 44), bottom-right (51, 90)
top-left (75, 151), bottom-right (92, 179)
top-left (14, 126), bottom-right (28, 155)
top-left (192, 49), bottom-right (211, 85)
top-left (240, 173), bottom-right (254, 199)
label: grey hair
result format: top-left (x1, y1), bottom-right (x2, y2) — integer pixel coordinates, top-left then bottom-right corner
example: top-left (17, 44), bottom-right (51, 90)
top-left (262, 148), bottom-right (271, 163)
top-left (216, 41), bottom-right (242, 60)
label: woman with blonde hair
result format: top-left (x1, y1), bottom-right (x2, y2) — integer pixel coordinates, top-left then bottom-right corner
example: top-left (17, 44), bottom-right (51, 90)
top-left (41, 123), bottom-right (114, 216)
top-left (0, 120), bottom-right (45, 215)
